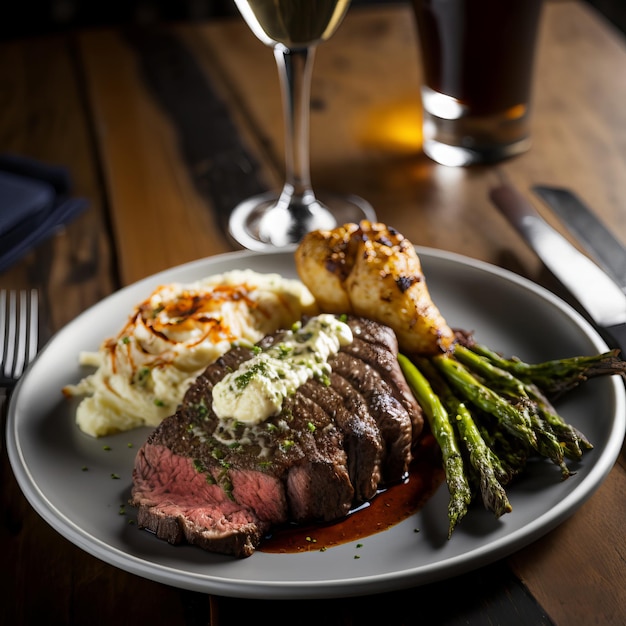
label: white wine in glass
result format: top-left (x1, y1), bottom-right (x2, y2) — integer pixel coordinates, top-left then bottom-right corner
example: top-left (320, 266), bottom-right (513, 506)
top-left (229, 0), bottom-right (376, 251)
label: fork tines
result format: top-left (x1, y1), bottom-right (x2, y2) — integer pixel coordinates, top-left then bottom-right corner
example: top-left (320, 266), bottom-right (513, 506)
top-left (1, 289), bottom-right (39, 384)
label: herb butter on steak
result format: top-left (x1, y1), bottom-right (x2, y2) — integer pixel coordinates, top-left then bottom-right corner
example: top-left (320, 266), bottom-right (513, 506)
top-left (130, 315), bottom-right (423, 558)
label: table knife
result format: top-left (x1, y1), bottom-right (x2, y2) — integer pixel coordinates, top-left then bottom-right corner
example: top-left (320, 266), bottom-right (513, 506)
top-left (490, 183), bottom-right (626, 354)
top-left (533, 185), bottom-right (626, 293)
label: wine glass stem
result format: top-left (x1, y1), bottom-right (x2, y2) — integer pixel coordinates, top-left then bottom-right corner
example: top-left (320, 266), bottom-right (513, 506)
top-left (273, 44), bottom-right (316, 205)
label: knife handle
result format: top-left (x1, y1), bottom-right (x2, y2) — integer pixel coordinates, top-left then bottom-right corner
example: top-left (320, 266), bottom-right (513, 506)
top-left (490, 184), bottom-right (540, 228)
top-left (490, 183), bottom-right (568, 259)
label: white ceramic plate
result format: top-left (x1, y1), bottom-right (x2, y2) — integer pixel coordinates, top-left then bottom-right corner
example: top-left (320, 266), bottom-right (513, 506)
top-left (7, 248), bottom-right (625, 599)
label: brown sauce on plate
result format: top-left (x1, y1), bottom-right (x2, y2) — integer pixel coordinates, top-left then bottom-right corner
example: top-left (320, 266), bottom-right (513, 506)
top-left (260, 434), bottom-right (444, 554)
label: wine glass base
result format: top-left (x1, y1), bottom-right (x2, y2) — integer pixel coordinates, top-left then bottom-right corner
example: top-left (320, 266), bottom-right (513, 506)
top-left (228, 192), bottom-right (377, 251)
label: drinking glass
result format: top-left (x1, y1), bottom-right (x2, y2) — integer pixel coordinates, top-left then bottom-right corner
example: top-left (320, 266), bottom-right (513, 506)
top-left (412, 0), bottom-right (543, 167)
top-left (229, 0), bottom-right (376, 251)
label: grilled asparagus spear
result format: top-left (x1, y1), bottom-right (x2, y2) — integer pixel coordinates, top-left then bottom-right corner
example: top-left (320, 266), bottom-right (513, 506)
top-left (398, 354), bottom-right (471, 538)
top-left (416, 358), bottom-right (512, 518)
top-left (467, 343), bottom-right (626, 398)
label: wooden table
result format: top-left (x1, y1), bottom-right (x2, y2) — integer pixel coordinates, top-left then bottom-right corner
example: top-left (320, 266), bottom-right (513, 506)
top-left (2, 1), bottom-right (625, 624)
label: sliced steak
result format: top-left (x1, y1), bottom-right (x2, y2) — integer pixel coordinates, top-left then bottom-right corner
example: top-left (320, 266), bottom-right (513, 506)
top-left (132, 443), bottom-right (273, 557)
top-left (299, 375), bottom-right (383, 503)
top-left (130, 315), bottom-right (422, 558)
top-left (340, 317), bottom-right (424, 441)
top-left (329, 351), bottom-right (413, 481)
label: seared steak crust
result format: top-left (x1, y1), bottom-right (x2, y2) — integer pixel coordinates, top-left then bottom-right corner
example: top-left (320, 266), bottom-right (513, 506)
top-left (131, 316), bottom-right (423, 558)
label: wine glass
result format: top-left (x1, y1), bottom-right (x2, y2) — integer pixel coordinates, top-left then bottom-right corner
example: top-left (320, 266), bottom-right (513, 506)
top-left (229, 0), bottom-right (376, 251)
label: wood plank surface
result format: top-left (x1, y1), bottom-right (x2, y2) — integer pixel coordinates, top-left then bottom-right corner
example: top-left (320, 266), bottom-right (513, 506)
top-left (509, 460), bottom-right (626, 625)
top-left (78, 29), bottom-right (234, 286)
top-left (0, 34), bottom-right (114, 331)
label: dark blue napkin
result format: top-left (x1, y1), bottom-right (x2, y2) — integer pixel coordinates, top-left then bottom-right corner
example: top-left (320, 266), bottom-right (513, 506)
top-left (0, 154), bottom-right (89, 274)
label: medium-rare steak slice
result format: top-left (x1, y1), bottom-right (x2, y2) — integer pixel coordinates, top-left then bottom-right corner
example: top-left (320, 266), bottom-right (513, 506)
top-left (132, 442), bottom-right (274, 557)
top-left (131, 315), bottom-right (422, 558)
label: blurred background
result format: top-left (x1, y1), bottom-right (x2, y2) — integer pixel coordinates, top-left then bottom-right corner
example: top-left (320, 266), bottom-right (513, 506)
top-left (1, 0), bottom-right (625, 41)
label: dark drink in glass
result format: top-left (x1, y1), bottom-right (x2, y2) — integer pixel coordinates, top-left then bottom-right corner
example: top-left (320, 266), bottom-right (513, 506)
top-left (412, 0), bottom-right (544, 166)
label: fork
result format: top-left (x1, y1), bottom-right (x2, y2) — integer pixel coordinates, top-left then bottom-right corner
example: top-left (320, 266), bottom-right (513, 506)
top-left (1, 289), bottom-right (39, 389)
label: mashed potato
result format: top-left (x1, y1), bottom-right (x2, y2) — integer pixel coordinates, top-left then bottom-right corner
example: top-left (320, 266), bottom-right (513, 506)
top-left (63, 270), bottom-right (317, 437)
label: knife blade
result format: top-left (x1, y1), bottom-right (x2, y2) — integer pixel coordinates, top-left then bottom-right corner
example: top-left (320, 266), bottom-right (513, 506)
top-left (490, 183), bottom-right (626, 353)
top-left (533, 185), bottom-right (626, 292)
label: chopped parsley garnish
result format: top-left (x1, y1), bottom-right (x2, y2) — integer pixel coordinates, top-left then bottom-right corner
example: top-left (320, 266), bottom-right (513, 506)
top-left (277, 343), bottom-right (293, 357)
top-left (234, 360), bottom-right (269, 390)
top-left (134, 367), bottom-right (151, 386)
top-left (193, 459), bottom-right (207, 473)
